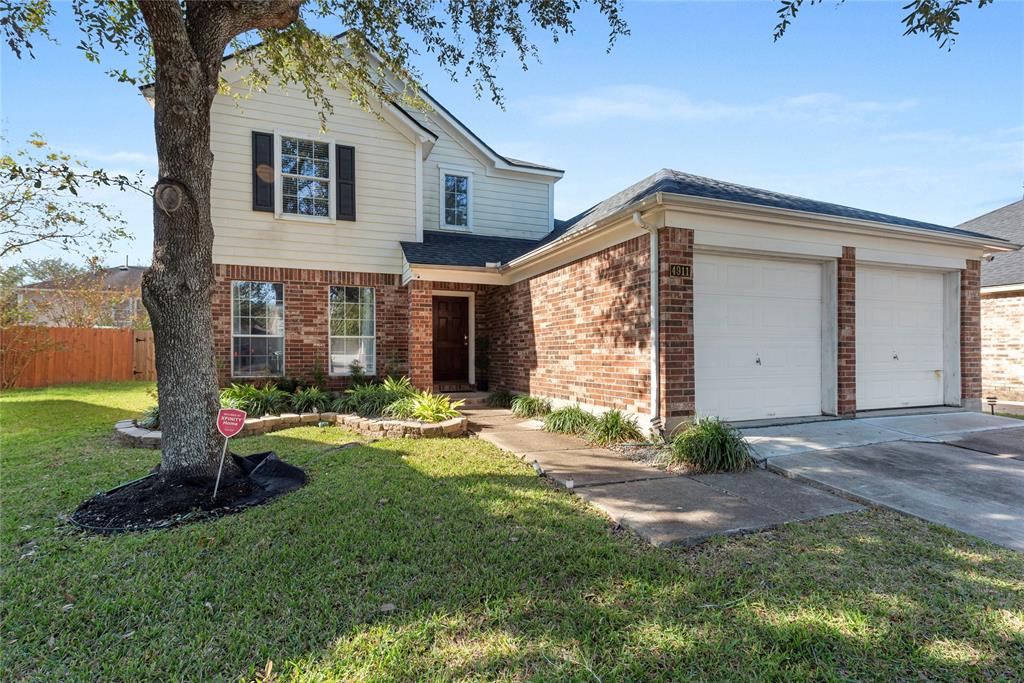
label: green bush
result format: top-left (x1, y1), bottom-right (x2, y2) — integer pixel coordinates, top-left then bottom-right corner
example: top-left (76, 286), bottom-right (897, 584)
top-left (589, 409), bottom-right (645, 445)
top-left (543, 405), bottom-right (597, 436)
top-left (138, 404), bottom-right (160, 430)
top-left (291, 386), bottom-right (331, 413)
top-left (384, 392), bottom-right (464, 423)
top-left (485, 389), bottom-right (515, 409)
top-left (510, 394), bottom-right (551, 418)
top-left (333, 376), bottom-right (417, 416)
top-left (220, 383), bottom-right (291, 418)
top-left (670, 416), bottom-right (753, 473)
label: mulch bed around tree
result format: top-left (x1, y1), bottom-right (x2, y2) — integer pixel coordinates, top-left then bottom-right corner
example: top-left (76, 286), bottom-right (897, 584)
top-left (70, 452), bottom-right (306, 533)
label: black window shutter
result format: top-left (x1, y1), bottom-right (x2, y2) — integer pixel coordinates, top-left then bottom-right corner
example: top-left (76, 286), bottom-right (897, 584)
top-left (252, 131), bottom-right (274, 212)
top-left (336, 145), bottom-right (356, 221)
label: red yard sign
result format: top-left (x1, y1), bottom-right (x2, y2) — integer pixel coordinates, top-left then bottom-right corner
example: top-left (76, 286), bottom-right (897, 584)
top-left (216, 408), bottom-right (247, 438)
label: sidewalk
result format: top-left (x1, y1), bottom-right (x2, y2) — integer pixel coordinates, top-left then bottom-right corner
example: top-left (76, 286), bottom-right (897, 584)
top-left (467, 408), bottom-right (860, 547)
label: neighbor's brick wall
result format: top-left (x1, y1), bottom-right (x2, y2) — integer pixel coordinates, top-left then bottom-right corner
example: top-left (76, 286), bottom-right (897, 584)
top-left (981, 290), bottom-right (1024, 401)
top-left (837, 246), bottom-right (857, 416)
top-left (960, 260), bottom-right (982, 402)
top-left (488, 236), bottom-right (653, 415)
top-left (658, 227), bottom-right (695, 420)
top-left (212, 264), bottom-right (409, 389)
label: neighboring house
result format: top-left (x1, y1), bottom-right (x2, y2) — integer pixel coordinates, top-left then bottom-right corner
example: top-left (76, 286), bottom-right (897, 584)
top-left (148, 45), bottom-right (1016, 430)
top-left (16, 265), bottom-right (147, 329)
top-left (958, 200), bottom-right (1024, 402)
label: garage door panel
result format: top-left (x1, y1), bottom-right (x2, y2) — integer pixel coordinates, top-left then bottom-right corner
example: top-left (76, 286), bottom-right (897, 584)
top-left (856, 266), bottom-right (945, 410)
top-left (695, 254), bottom-right (823, 421)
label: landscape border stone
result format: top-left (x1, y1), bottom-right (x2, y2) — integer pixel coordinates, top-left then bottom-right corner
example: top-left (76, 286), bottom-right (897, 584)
top-left (114, 412), bottom-right (468, 448)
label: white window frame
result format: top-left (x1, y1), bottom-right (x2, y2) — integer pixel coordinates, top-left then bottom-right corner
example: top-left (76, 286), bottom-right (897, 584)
top-left (274, 130), bottom-right (336, 224)
top-left (327, 285), bottom-right (377, 376)
top-left (438, 165), bottom-right (473, 231)
top-left (230, 280), bottom-right (286, 378)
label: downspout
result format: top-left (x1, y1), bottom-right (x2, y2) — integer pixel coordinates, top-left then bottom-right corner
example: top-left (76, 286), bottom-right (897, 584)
top-left (633, 211), bottom-right (662, 434)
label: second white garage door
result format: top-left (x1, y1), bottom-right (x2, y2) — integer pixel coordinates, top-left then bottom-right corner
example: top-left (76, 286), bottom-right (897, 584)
top-left (694, 253), bottom-right (823, 421)
top-left (856, 266), bottom-right (945, 410)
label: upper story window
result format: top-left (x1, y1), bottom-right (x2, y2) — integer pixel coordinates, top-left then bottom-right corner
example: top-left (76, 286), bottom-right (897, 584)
top-left (281, 136), bottom-right (331, 218)
top-left (232, 281), bottom-right (284, 377)
top-left (441, 171), bottom-right (471, 229)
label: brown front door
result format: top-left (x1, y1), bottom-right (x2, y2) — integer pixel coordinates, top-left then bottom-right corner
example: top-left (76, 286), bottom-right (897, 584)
top-left (432, 296), bottom-right (469, 382)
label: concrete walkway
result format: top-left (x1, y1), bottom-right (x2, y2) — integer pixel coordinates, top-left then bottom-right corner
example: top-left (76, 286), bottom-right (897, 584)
top-left (467, 409), bottom-right (861, 547)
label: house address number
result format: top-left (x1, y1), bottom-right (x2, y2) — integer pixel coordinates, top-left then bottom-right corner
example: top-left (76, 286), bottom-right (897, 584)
top-left (670, 264), bottom-right (691, 277)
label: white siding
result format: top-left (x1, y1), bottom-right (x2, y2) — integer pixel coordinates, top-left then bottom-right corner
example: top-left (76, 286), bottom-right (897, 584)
top-left (210, 83), bottom-right (418, 273)
top-left (409, 111), bottom-right (553, 239)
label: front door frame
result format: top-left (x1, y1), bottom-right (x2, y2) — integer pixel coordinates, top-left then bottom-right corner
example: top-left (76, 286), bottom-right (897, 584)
top-left (431, 289), bottom-right (475, 385)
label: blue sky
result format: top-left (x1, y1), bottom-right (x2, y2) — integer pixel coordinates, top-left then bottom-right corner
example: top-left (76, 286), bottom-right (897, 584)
top-left (2, 1), bottom-right (1021, 267)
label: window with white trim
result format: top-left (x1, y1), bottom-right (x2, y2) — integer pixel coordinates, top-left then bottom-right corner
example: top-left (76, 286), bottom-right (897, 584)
top-left (329, 286), bottom-right (376, 375)
top-left (441, 172), bottom-right (470, 228)
top-left (232, 281), bottom-right (284, 377)
top-left (280, 136), bottom-right (331, 217)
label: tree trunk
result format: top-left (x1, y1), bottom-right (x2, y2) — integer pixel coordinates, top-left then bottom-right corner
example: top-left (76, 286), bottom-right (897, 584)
top-left (141, 32), bottom-right (223, 482)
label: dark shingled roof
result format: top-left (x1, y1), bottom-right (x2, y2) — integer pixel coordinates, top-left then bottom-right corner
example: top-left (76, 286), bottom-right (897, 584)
top-left (958, 199), bottom-right (1024, 287)
top-left (402, 170), bottom-right (1013, 269)
top-left (401, 231), bottom-right (539, 268)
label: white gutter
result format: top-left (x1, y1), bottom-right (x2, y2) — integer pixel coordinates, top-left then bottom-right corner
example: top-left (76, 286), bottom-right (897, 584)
top-left (632, 210), bottom-right (662, 432)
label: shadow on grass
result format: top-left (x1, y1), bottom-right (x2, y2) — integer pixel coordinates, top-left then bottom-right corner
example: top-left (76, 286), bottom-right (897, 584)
top-left (2, 401), bottom-right (1023, 681)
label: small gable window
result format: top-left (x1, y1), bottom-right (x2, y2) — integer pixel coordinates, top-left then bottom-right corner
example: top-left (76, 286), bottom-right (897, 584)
top-left (441, 171), bottom-right (471, 229)
top-left (280, 136), bottom-right (331, 218)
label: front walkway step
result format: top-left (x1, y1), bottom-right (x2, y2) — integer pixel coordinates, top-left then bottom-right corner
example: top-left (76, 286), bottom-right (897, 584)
top-left (521, 448), bottom-right (675, 488)
top-left (442, 391), bottom-right (490, 409)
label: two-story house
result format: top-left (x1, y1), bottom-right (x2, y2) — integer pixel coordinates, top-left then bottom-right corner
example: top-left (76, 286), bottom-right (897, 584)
top-left (150, 46), bottom-right (1017, 432)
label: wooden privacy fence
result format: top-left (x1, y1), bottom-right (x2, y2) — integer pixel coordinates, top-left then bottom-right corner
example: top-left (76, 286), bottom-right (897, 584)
top-left (1, 327), bottom-right (156, 389)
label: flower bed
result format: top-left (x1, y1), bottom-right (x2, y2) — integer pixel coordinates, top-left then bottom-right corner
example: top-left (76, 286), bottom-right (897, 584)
top-left (114, 411), bottom-right (468, 448)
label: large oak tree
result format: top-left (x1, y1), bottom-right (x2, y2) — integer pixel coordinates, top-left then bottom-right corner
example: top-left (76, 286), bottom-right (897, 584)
top-left (0, 0), bottom-right (989, 483)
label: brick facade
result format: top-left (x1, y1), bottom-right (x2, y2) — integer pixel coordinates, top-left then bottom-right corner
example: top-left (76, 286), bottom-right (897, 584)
top-left (960, 259), bottom-right (982, 403)
top-left (837, 246), bottom-right (857, 416)
top-left (981, 290), bottom-right (1024, 401)
top-left (487, 236), bottom-right (653, 415)
top-left (658, 228), bottom-right (695, 420)
top-left (212, 264), bottom-right (409, 389)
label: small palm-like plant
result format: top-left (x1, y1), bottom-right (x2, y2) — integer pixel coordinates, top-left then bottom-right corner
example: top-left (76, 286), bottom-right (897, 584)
top-left (670, 416), bottom-right (753, 473)
top-left (384, 392), bottom-right (464, 422)
top-left (543, 405), bottom-right (597, 436)
top-left (334, 376), bottom-right (418, 416)
top-left (510, 394), bottom-right (551, 418)
top-left (291, 386), bottom-right (331, 413)
top-left (589, 409), bottom-right (644, 445)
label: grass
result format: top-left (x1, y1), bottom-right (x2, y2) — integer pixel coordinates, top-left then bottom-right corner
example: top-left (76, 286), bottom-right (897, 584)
top-left (2, 382), bottom-right (1023, 681)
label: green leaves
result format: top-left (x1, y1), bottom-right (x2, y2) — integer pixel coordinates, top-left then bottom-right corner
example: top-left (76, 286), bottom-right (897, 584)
top-left (670, 416), bottom-right (753, 473)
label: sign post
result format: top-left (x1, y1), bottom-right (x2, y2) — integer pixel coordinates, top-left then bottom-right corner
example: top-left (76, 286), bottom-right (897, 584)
top-left (213, 408), bottom-right (247, 500)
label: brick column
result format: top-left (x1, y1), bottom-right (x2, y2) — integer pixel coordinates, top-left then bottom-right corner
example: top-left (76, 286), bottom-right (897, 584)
top-left (658, 227), bottom-right (695, 422)
top-left (408, 280), bottom-right (433, 390)
top-left (837, 246), bottom-right (857, 416)
top-left (960, 259), bottom-right (982, 406)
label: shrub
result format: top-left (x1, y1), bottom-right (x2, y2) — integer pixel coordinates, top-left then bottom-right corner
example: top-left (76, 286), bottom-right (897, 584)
top-left (670, 416), bottom-right (753, 473)
top-left (220, 383), bottom-right (291, 418)
top-left (138, 404), bottom-right (160, 430)
top-left (486, 389), bottom-right (515, 409)
top-left (510, 394), bottom-right (551, 418)
top-left (291, 386), bottom-right (331, 413)
top-left (589, 409), bottom-right (645, 445)
top-left (384, 392), bottom-right (464, 423)
top-left (544, 405), bottom-right (597, 436)
top-left (334, 375), bottom-right (417, 416)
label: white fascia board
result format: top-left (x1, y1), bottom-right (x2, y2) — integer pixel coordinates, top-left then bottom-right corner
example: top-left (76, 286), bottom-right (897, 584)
top-left (981, 282), bottom-right (1024, 294)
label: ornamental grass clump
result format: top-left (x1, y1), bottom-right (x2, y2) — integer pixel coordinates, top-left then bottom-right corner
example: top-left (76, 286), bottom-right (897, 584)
top-left (589, 409), bottom-right (645, 445)
top-left (384, 392), bottom-right (464, 423)
top-left (543, 405), bottom-right (598, 436)
top-left (138, 404), bottom-right (160, 430)
top-left (220, 383), bottom-right (291, 418)
top-left (671, 416), bottom-right (753, 473)
top-left (332, 376), bottom-right (419, 417)
top-left (291, 386), bottom-right (331, 413)
top-left (510, 395), bottom-right (551, 418)
top-left (485, 389), bottom-right (515, 409)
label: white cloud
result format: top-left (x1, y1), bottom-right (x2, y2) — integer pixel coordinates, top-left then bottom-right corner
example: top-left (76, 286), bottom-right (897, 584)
top-left (520, 84), bottom-right (917, 125)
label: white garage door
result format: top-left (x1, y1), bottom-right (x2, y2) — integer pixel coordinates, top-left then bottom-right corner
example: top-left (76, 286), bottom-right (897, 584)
top-left (694, 253), bottom-right (823, 421)
top-left (856, 266), bottom-right (945, 410)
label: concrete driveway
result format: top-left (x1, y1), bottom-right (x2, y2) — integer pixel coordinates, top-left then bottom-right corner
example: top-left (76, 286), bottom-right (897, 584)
top-left (741, 413), bottom-right (1024, 551)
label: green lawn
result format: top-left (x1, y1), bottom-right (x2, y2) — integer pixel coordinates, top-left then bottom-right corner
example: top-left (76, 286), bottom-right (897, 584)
top-left (2, 382), bottom-right (1022, 681)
